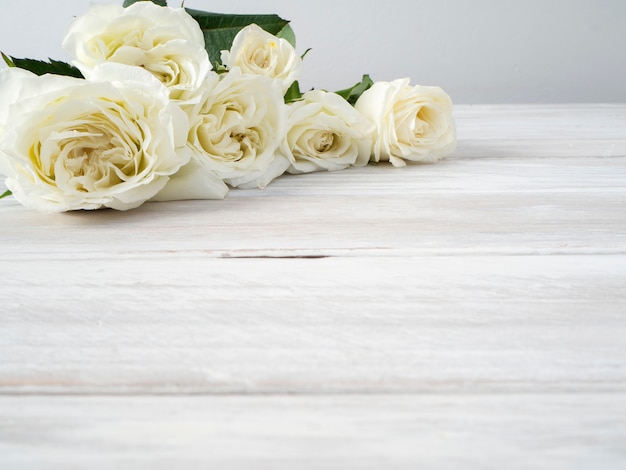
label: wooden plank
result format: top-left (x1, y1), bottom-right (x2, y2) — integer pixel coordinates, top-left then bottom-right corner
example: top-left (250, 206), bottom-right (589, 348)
top-left (452, 139), bottom-right (626, 159)
top-left (1, 255), bottom-right (625, 394)
top-left (1, 153), bottom-right (625, 259)
top-left (454, 104), bottom-right (626, 140)
top-left (1, 394), bottom-right (625, 469)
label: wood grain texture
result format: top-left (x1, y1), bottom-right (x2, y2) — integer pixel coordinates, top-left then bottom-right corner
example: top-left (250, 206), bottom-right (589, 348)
top-left (1, 104), bottom-right (625, 468)
top-left (1, 155), bottom-right (625, 258)
top-left (2, 394), bottom-right (626, 470)
top-left (1, 255), bottom-right (626, 394)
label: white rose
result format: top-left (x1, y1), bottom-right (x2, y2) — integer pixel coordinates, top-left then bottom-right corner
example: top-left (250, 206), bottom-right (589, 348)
top-left (184, 67), bottom-right (288, 189)
top-left (281, 90), bottom-right (375, 174)
top-left (62, 2), bottom-right (210, 100)
top-left (355, 78), bottom-right (457, 167)
top-left (221, 24), bottom-right (302, 94)
top-left (0, 64), bottom-right (217, 212)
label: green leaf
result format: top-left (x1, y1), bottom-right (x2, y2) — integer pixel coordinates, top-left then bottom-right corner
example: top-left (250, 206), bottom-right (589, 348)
top-left (284, 80), bottom-right (302, 104)
top-left (0, 190), bottom-right (12, 200)
top-left (7, 56), bottom-right (84, 78)
top-left (300, 48), bottom-right (312, 60)
top-left (185, 9), bottom-right (289, 68)
top-left (276, 24), bottom-right (296, 48)
top-left (123, 0), bottom-right (167, 7)
top-left (335, 74), bottom-right (374, 106)
top-left (2, 52), bottom-right (15, 67)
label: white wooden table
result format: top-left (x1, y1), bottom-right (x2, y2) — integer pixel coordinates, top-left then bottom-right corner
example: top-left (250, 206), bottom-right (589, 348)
top-left (1, 104), bottom-right (625, 469)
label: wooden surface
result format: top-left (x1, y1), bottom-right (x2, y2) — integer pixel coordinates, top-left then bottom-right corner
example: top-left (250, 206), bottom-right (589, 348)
top-left (1, 104), bottom-right (625, 468)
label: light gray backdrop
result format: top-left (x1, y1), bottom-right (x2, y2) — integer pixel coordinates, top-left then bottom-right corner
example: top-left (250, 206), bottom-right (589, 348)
top-left (1, 0), bottom-right (624, 103)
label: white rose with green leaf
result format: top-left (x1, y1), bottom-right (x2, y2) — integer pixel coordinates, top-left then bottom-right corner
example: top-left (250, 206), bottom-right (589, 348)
top-left (281, 90), bottom-right (375, 174)
top-left (0, 64), bottom-right (225, 212)
top-left (221, 24), bottom-right (302, 94)
top-left (184, 67), bottom-right (288, 189)
top-left (62, 2), bottom-right (210, 100)
top-left (355, 79), bottom-right (457, 167)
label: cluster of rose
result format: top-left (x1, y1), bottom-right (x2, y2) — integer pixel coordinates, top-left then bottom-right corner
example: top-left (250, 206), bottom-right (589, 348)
top-left (0, 1), bottom-right (456, 212)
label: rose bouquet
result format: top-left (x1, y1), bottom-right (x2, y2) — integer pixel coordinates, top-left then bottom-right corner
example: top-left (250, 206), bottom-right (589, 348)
top-left (0, 0), bottom-right (456, 212)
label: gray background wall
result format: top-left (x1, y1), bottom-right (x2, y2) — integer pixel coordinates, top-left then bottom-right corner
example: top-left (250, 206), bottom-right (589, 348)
top-left (1, 0), bottom-right (624, 104)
